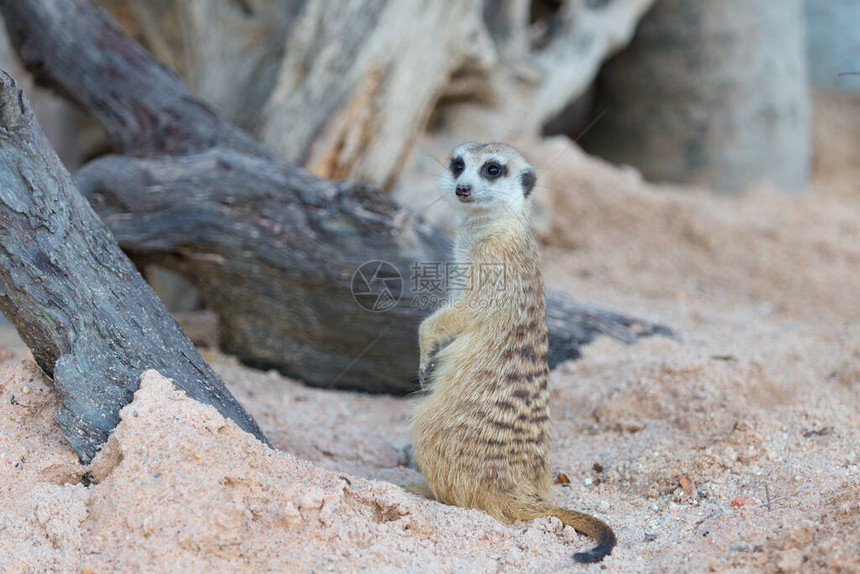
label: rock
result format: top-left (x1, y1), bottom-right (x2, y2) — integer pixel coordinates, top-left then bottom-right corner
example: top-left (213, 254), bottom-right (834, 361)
top-left (584, 0), bottom-right (811, 194)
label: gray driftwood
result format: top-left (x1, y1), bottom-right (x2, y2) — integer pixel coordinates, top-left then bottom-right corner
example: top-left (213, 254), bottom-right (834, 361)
top-left (85, 0), bottom-right (654, 187)
top-left (0, 71), bottom-right (268, 462)
top-left (1, 0), bottom-right (671, 394)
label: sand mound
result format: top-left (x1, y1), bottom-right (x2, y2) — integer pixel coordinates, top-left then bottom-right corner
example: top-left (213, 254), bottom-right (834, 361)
top-left (0, 366), bottom-right (605, 572)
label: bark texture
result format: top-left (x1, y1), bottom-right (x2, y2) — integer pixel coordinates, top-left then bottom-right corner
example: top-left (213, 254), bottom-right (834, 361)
top-left (0, 71), bottom-right (268, 462)
top-left (1, 0), bottom-right (671, 394)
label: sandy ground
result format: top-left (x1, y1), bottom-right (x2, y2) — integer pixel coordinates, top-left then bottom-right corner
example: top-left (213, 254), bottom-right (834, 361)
top-left (0, 95), bottom-right (858, 573)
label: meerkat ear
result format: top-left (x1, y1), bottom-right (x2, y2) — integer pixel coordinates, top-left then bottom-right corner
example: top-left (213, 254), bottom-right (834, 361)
top-left (521, 169), bottom-right (536, 196)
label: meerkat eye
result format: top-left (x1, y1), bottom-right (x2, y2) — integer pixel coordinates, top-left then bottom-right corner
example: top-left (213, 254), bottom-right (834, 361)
top-left (450, 157), bottom-right (465, 177)
top-left (481, 161), bottom-right (506, 179)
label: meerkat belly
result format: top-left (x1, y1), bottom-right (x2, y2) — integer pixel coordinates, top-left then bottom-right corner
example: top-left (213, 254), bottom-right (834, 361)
top-left (412, 330), bottom-right (552, 517)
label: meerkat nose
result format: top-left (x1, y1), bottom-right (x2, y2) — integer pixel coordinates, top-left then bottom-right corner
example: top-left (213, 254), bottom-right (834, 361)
top-left (455, 184), bottom-right (472, 199)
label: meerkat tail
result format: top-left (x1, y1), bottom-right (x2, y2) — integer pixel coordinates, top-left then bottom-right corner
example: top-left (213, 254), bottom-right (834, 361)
top-left (545, 507), bottom-right (617, 563)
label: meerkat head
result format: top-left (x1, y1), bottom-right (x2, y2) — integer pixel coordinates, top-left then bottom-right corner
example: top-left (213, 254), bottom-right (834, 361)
top-left (441, 142), bottom-right (537, 220)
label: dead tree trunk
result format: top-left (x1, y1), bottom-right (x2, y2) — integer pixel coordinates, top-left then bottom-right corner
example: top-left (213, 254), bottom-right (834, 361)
top-left (0, 71), bottom-right (268, 462)
top-left (0, 0), bottom-right (671, 394)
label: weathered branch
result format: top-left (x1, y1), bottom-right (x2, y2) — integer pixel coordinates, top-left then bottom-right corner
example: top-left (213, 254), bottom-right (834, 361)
top-left (545, 293), bottom-right (672, 367)
top-left (75, 150), bottom-right (445, 392)
top-left (0, 0), bottom-right (260, 157)
top-left (0, 71), bottom-right (268, 461)
top-left (1, 0), bottom-right (671, 394)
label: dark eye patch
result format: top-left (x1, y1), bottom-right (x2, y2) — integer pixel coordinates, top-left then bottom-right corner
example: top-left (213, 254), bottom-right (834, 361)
top-left (481, 161), bottom-right (507, 179)
top-left (450, 156), bottom-right (465, 177)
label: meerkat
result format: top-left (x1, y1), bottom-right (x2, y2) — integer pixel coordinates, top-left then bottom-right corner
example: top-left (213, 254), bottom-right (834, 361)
top-left (412, 142), bottom-right (617, 563)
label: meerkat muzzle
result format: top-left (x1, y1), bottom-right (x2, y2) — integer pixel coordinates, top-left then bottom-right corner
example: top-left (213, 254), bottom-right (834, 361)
top-left (455, 183), bottom-right (472, 200)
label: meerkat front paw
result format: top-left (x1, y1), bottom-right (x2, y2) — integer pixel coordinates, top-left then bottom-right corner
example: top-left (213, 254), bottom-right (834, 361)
top-left (418, 348), bottom-right (434, 388)
top-left (418, 357), bottom-right (437, 389)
